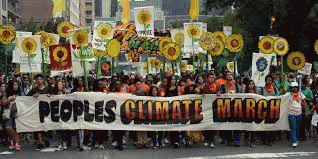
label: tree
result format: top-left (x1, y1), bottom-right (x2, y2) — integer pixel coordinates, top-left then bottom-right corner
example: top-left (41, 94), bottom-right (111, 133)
top-left (205, 0), bottom-right (317, 72)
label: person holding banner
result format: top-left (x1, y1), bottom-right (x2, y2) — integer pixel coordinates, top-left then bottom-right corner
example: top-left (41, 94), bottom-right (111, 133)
top-left (3, 80), bottom-right (21, 151)
top-left (244, 80), bottom-right (257, 147)
top-left (91, 79), bottom-right (108, 150)
top-left (53, 80), bottom-right (72, 150)
top-left (148, 85), bottom-right (163, 148)
top-left (219, 72), bottom-right (241, 147)
top-left (258, 75), bottom-right (278, 146)
top-left (28, 74), bottom-right (50, 150)
top-left (165, 75), bottom-right (181, 148)
top-left (202, 73), bottom-right (217, 148)
top-left (286, 82), bottom-right (306, 147)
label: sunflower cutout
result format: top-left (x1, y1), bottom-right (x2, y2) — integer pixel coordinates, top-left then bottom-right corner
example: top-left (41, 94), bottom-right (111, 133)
top-left (0, 24), bottom-right (16, 45)
top-left (187, 25), bottom-right (202, 39)
top-left (53, 46), bottom-right (68, 62)
top-left (149, 58), bottom-right (156, 66)
top-left (226, 34), bottom-right (244, 52)
top-left (199, 32), bottom-right (214, 50)
top-left (287, 51), bottom-right (306, 71)
top-left (208, 40), bottom-right (224, 56)
top-left (159, 37), bottom-right (172, 53)
top-left (93, 49), bottom-right (107, 57)
top-left (137, 9), bottom-right (152, 25)
top-left (72, 30), bottom-right (89, 47)
top-left (174, 32), bottom-right (184, 45)
top-left (151, 59), bottom-right (161, 69)
top-left (57, 21), bottom-right (74, 38)
top-left (273, 37), bottom-right (289, 55)
top-left (258, 36), bottom-right (274, 54)
top-left (212, 31), bottom-right (226, 43)
top-left (162, 42), bottom-right (181, 61)
top-left (96, 23), bottom-right (112, 39)
top-left (21, 37), bottom-right (37, 55)
top-left (36, 31), bottom-right (50, 48)
top-left (314, 40), bottom-right (318, 55)
top-left (106, 39), bottom-right (121, 58)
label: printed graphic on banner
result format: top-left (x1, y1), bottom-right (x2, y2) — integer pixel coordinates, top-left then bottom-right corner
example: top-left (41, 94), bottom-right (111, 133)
top-left (12, 32), bottom-right (33, 63)
top-left (134, 6), bottom-right (154, 37)
top-left (252, 53), bottom-right (276, 87)
top-left (49, 44), bottom-right (72, 70)
top-left (184, 22), bottom-right (204, 54)
top-left (15, 35), bottom-right (42, 64)
top-left (15, 93), bottom-right (289, 132)
top-left (92, 21), bottom-right (116, 51)
top-left (171, 29), bottom-right (185, 47)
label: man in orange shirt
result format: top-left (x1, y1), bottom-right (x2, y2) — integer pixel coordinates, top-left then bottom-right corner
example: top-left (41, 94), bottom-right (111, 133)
top-left (216, 68), bottom-right (229, 88)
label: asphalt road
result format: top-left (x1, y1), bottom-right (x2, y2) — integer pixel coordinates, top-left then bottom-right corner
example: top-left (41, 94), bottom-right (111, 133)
top-left (1, 137), bottom-right (318, 159)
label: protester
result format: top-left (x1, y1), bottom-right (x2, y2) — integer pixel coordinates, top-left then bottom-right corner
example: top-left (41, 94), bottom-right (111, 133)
top-left (27, 74), bottom-right (50, 150)
top-left (286, 82), bottom-right (306, 147)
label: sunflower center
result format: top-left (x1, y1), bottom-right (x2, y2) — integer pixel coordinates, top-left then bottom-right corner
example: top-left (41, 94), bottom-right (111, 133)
top-left (168, 47), bottom-right (176, 56)
top-left (141, 14), bottom-right (148, 22)
top-left (154, 61), bottom-right (159, 65)
top-left (57, 51), bottom-right (64, 58)
top-left (25, 42), bottom-right (33, 51)
top-left (212, 44), bottom-right (220, 51)
top-left (190, 29), bottom-right (197, 36)
top-left (263, 41), bottom-right (272, 50)
top-left (40, 35), bottom-right (46, 44)
top-left (2, 30), bottom-right (11, 39)
top-left (231, 39), bottom-right (239, 48)
top-left (77, 35), bottom-right (85, 44)
top-left (62, 26), bottom-right (69, 34)
top-left (101, 28), bottom-right (108, 35)
top-left (277, 42), bottom-right (285, 50)
top-left (204, 37), bottom-right (212, 45)
top-left (177, 36), bottom-right (183, 42)
top-left (292, 57), bottom-right (301, 66)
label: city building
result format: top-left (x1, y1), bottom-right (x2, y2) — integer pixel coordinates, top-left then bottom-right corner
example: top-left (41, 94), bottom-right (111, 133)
top-left (7, 0), bottom-right (21, 26)
top-left (85, 0), bottom-right (95, 26)
top-left (66, 0), bottom-right (81, 26)
top-left (1, 0), bottom-right (8, 24)
top-left (79, 0), bottom-right (86, 27)
top-left (20, 0), bottom-right (54, 23)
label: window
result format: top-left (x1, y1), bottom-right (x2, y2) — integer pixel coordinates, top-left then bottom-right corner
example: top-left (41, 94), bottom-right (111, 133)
top-left (86, 11), bottom-right (92, 15)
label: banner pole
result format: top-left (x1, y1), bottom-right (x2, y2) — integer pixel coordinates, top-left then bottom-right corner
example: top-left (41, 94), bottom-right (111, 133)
top-left (281, 55), bottom-right (283, 83)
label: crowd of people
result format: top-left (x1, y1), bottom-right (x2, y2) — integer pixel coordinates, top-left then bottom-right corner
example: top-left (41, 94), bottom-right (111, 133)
top-left (0, 66), bottom-right (317, 151)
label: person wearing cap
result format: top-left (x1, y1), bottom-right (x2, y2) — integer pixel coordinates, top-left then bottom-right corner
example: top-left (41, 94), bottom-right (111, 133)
top-left (286, 82), bottom-right (306, 147)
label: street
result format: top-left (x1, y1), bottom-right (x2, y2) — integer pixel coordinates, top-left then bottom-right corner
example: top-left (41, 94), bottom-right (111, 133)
top-left (0, 136), bottom-right (318, 159)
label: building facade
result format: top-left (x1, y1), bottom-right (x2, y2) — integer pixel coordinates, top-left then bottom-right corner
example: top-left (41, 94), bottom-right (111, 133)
top-left (66, 0), bottom-right (80, 26)
top-left (20, 0), bottom-right (54, 23)
top-left (1, 0), bottom-right (8, 24)
top-left (85, 0), bottom-right (95, 26)
top-left (7, 0), bottom-right (21, 26)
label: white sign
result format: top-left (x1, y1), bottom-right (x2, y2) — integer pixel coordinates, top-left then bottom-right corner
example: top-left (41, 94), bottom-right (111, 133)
top-left (299, 63), bottom-right (312, 76)
top-left (92, 21), bottom-right (116, 51)
top-left (134, 6), bottom-right (155, 37)
top-left (251, 53), bottom-right (276, 87)
top-left (184, 22), bottom-right (205, 54)
top-left (223, 26), bottom-right (232, 37)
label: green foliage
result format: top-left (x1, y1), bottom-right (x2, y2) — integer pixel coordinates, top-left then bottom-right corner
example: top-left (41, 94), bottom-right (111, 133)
top-left (205, 0), bottom-right (318, 74)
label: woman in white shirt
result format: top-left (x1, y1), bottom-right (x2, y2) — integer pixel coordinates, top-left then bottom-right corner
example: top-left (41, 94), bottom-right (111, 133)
top-left (286, 82), bottom-right (306, 147)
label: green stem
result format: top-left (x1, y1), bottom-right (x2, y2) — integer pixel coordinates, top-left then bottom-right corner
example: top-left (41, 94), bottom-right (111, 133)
top-left (111, 58), bottom-right (115, 76)
top-left (172, 63), bottom-right (175, 75)
top-left (206, 52), bottom-right (209, 72)
top-left (146, 51), bottom-right (149, 76)
top-left (281, 55), bottom-right (284, 83)
top-left (96, 57), bottom-right (101, 80)
top-left (80, 47), bottom-right (89, 92)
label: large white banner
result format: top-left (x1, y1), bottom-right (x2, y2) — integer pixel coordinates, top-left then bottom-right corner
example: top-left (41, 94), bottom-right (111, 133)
top-left (134, 6), bottom-right (154, 37)
top-left (16, 93), bottom-right (290, 132)
top-left (92, 21), bottom-right (116, 51)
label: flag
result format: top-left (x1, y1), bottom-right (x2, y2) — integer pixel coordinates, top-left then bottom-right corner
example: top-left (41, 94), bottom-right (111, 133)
top-left (49, 44), bottom-right (72, 70)
top-left (189, 0), bottom-right (199, 21)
